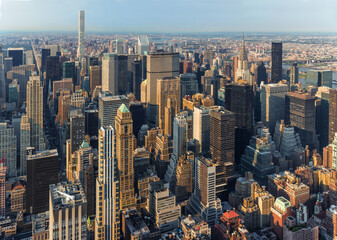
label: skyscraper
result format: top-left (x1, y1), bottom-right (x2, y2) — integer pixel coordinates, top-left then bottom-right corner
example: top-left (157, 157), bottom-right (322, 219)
top-left (26, 149), bottom-right (58, 214)
top-left (77, 10), bottom-right (85, 61)
top-left (0, 123), bottom-right (17, 177)
top-left (45, 56), bottom-right (61, 91)
top-left (98, 94), bottom-right (129, 128)
top-left (330, 89), bottom-right (337, 144)
top-left (261, 83), bottom-right (288, 134)
top-left (147, 52), bottom-right (180, 105)
top-left (188, 158), bottom-right (223, 227)
top-left (26, 74), bottom-right (45, 151)
top-left (115, 104), bottom-right (136, 209)
top-left (70, 110), bottom-right (85, 153)
top-left (285, 91), bottom-right (317, 149)
top-left (102, 53), bottom-right (118, 94)
top-left (49, 181), bottom-right (87, 240)
top-left (95, 126), bottom-right (120, 240)
top-left (271, 42), bottom-right (282, 83)
top-left (210, 106), bottom-right (235, 172)
top-left (193, 106), bottom-right (210, 154)
top-left (306, 70), bottom-right (333, 88)
top-left (20, 115), bottom-right (30, 176)
top-left (173, 112), bottom-right (188, 158)
top-left (235, 39), bottom-right (250, 82)
top-left (89, 65), bottom-right (101, 94)
top-left (115, 39), bottom-right (123, 54)
top-left (0, 165), bottom-right (6, 219)
top-left (157, 77), bottom-right (181, 136)
top-left (256, 62), bottom-right (268, 86)
top-left (8, 48), bottom-right (24, 66)
top-left (289, 62), bottom-right (299, 87)
top-left (137, 36), bottom-right (150, 55)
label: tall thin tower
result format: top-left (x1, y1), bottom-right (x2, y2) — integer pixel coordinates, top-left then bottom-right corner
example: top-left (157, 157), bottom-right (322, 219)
top-left (77, 10), bottom-right (85, 61)
top-left (95, 126), bottom-right (120, 240)
top-left (115, 104), bottom-right (136, 209)
top-left (26, 73), bottom-right (45, 151)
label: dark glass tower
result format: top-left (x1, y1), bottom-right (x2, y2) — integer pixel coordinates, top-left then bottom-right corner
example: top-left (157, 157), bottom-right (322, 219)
top-left (271, 42), bottom-right (282, 83)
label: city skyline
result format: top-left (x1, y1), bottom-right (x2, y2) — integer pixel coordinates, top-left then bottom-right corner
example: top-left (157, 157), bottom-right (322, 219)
top-left (1, 0), bottom-right (337, 33)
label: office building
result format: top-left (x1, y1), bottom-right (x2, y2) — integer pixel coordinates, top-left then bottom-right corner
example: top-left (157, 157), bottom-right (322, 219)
top-left (32, 212), bottom-right (49, 240)
top-left (0, 123), bottom-right (17, 177)
top-left (129, 101), bottom-right (145, 138)
top-left (261, 83), bottom-right (288, 133)
top-left (235, 39), bottom-right (250, 82)
top-left (146, 52), bottom-right (180, 105)
top-left (210, 106), bottom-right (235, 184)
top-left (11, 180), bottom-right (25, 213)
top-left (180, 73), bottom-right (198, 100)
top-left (45, 44), bottom-right (60, 56)
top-left (101, 53), bottom-right (118, 94)
top-left (77, 10), bottom-right (85, 61)
top-left (193, 106), bottom-right (210, 154)
top-left (188, 158), bottom-right (223, 227)
top-left (137, 36), bottom-right (150, 55)
top-left (95, 126), bottom-right (120, 240)
top-left (70, 90), bottom-right (86, 112)
top-left (26, 149), bottom-right (58, 214)
top-left (271, 42), bottom-right (282, 83)
top-left (45, 56), bottom-right (61, 91)
top-left (121, 208), bottom-right (150, 240)
top-left (8, 48), bottom-right (23, 66)
top-left (20, 115), bottom-right (30, 176)
top-left (157, 77), bottom-right (181, 136)
top-left (84, 109), bottom-right (98, 137)
top-left (49, 181), bottom-right (87, 239)
top-left (240, 129), bottom-right (276, 187)
top-left (115, 104), bottom-right (136, 209)
top-left (238, 197), bottom-right (259, 232)
top-left (256, 61), bottom-right (268, 86)
top-left (329, 89), bottom-right (337, 145)
top-left (55, 90), bottom-right (71, 126)
top-left (0, 166), bottom-right (5, 219)
top-left (6, 64), bottom-right (35, 104)
top-left (63, 61), bottom-right (76, 82)
top-left (26, 75), bottom-right (45, 151)
top-left (173, 112), bottom-right (188, 158)
top-left (116, 38), bottom-right (123, 54)
top-left (131, 60), bottom-right (142, 100)
top-left (285, 91), bottom-right (317, 149)
top-left (98, 94), bottom-right (129, 128)
top-left (41, 48), bottom-right (50, 74)
top-left (290, 63), bottom-right (299, 87)
top-left (70, 110), bottom-right (85, 153)
top-left (326, 205), bottom-right (337, 240)
top-left (148, 181), bottom-right (181, 232)
top-left (89, 65), bottom-right (101, 94)
top-left (306, 70), bottom-right (333, 88)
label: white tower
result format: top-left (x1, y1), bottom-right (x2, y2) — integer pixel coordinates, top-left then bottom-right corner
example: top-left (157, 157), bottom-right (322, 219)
top-left (77, 10), bottom-right (85, 61)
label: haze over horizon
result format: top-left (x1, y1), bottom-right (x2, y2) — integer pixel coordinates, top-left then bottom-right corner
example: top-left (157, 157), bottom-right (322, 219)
top-left (1, 0), bottom-right (337, 33)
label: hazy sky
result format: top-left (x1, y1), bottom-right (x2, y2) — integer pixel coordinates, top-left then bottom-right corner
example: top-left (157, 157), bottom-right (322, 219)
top-left (1, 0), bottom-right (337, 33)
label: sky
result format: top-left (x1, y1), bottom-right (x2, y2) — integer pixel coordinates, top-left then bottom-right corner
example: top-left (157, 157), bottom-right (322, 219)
top-left (1, 0), bottom-right (337, 33)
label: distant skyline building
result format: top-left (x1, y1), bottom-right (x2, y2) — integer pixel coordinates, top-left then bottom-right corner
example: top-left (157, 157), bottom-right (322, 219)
top-left (271, 42), bottom-right (282, 83)
top-left (77, 10), bottom-right (85, 61)
top-left (0, 166), bottom-right (5, 219)
top-left (138, 36), bottom-right (150, 55)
